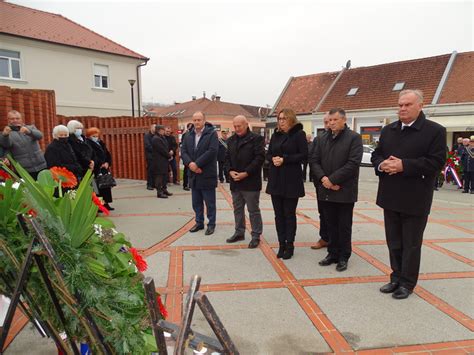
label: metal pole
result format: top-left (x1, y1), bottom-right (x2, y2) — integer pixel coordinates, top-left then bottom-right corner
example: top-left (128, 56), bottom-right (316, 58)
top-left (131, 85), bottom-right (135, 117)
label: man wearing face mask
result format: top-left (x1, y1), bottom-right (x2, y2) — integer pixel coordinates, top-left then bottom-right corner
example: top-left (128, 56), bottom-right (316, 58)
top-left (67, 120), bottom-right (95, 178)
top-left (0, 110), bottom-right (47, 179)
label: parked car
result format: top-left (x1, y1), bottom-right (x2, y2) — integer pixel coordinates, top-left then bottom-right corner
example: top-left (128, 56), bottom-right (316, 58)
top-left (361, 145), bottom-right (374, 166)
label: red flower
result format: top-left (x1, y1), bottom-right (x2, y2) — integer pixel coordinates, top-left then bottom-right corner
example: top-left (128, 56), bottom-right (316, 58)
top-left (156, 295), bottom-right (168, 319)
top-left (50, 167), bottom-right (77, 188)
top-left (129, 247), bottom-right (147, 272)
top-left (28, 209), bottom-right (37, 217)
top-left (92, 192), bottom-right (109, 216)
top-left (0, 169), bottom-right (11, 181)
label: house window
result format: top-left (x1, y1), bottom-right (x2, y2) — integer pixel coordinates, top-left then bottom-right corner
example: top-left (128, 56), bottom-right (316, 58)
top-left (0, 49), bottom-right (21, 79)
top-left (392, 82), bottom-right (405, 91)
top-left (93, 64), bottom-right (109, 88)
top-left (347, 87), bottom-right (358, 96)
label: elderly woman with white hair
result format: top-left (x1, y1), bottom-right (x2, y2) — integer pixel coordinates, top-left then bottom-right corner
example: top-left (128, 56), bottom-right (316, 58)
top-left (44, 125), bottom-right (82, 178)
top-left (67, 120), bottom-right (94, 177)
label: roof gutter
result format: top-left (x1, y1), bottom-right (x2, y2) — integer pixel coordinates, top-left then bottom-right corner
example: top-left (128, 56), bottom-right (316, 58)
top-left (431, 50), bottom-right (457, 105)
top-left (136, 59), bottom-right (149, 117)
top-left (313, 67), bottom-right (346, 113)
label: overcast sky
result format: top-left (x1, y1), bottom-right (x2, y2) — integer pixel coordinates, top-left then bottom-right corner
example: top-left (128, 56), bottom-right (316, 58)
top-left (10, 0), bottom-right (474, 107)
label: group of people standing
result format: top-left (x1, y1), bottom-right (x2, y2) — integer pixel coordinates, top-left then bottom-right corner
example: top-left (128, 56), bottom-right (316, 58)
top-left (0, 110), bottom-right (114, 211)
top-left (454, 136), bottom-right (474, 193)
top-left (175, 89), bottom-right (446, 300)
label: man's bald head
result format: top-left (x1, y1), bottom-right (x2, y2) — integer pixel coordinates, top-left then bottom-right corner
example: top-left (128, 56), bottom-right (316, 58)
top-left (192, 111), bottom-right (206, 131)
top-left (233, 115), bottom-right (249, 136)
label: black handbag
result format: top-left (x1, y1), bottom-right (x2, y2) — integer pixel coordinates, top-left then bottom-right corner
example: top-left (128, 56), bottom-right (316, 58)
top-left (96, 172), bottom-right (116, 189)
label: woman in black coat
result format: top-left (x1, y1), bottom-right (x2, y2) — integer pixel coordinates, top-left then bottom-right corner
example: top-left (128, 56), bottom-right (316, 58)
top-left (266, 108), bottom-right (308, 259)
top-left (44, 125), bottom-right (82, 179)
top-left (86, 127), bottom-right (114, 210)
top-left (150, 125), bottom-right (172, 198)
top-left (67, 120), bottom-right (95, 178)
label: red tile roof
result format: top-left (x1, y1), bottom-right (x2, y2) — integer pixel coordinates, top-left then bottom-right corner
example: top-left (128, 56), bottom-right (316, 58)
top-left (319, 54), bottom-right (451, 112)
top-left (439, 52), bottom-right (474, 104)
top-left (273, 72), bottom-right (338, 115)
top-left (0, 1), bottom-right (147, 60)
top-left (149, 97), bottom-right (264, 119)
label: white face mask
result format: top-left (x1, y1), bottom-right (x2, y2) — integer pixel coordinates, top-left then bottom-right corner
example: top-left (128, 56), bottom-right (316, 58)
top-left (74, 129), bottom-right (83, 137)
top-left (91, 137), bottom-right (99, 143)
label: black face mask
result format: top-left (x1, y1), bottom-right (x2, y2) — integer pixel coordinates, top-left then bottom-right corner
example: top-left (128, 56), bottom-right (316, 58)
top-left (58, 137), bottom-right (69, 143)
top-left (9, 125), bottom-right (20, 131)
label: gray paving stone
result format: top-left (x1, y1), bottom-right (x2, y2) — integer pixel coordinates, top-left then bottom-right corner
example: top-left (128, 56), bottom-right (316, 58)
top-left (183, 249), bottom-right (280, 284)
top-left (280, 247), bottom-right (384, 279)
top-left (355, 209), bottom-right (384, 221)
top-left (352, 223), bottom-right (386, 241)
top-left (300, 208), bottom-right (367, 222)
top-left (144, 251), bottom-right (170, 287)
top-left (419, 278), bottom-right (474, 318)
top-left (110, 215), bottom-right (192, 249)
top-left (171, 224), bottom-right (248, 247)
top-left (263, 223), bottom-right (321, 244)
top-left (4, 324), bottom-right (56, 354)
top-left (111, 193), bottom-right (194, 214)
top-left (188, 288), bottom-right (331, 354)
top-left (423, 222), bottom-right (473, 238)
top-left (357, 244), bottom-right (474, 274)
top-left (306, 283), bottom-right (474, 350)
top-left (448, 221), bottom-right (474, 232)
top-left (434, 241), bottom-right (474, 260)
top-left (216, 199), bottom-right (231, 209)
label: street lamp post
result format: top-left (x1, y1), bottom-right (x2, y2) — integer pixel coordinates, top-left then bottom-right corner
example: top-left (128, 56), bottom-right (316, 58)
top-left (128, 79), bottom-right (136, 117)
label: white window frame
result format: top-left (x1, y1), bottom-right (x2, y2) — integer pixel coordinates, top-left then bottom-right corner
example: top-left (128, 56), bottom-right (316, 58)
top-left (392, 82), bottom-right (405, 91)
top-left (347, 87), bottom-right (358, 96)
top-left (92, 63), bottom-right (110, 89)
top-left (0, 49), bottom-right (22, 80)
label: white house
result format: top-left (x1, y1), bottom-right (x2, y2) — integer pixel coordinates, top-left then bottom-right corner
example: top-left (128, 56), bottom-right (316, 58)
top-left (0, 1), bottom-right (149, 116)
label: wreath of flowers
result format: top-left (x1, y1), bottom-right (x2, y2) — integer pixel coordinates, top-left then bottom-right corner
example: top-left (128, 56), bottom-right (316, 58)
top-left (444, 151), bottom-right (463, 184)
top-left (0, 159), bottom-right (166, 353)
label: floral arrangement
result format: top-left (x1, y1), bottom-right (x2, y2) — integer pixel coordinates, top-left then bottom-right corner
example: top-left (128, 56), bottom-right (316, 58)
top-left (444, 151), bottom-right (463, 187)
top-left (0, 159), bottom-right (166, 353)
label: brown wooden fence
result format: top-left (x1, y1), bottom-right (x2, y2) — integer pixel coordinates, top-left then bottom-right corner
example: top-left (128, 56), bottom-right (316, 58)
top-left (1, 85), bottom-right (178, 180)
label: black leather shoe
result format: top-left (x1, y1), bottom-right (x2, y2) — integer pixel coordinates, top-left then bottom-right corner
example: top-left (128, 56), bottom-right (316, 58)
top-left (248, 239), bottom-right (260, 249)
top-left (318, 255), bottom-right (338, 266)
top-left (276, 244), bottom-right (286, 258)
top-left (392, 286), bottom-right (412, 299)
top-left (336, 260), bottom-right (348, 272)
top-left (205, 226), bottom-right (215, 235)
top-left (183, 187), bottom-right (190, 191)
top-left (164, 190), bottom-right (173, 196)
top-left (157, 193), bottom-right (168, 199)
top-left (189, 224), bottom-right (204, 233)
top-left (380, 282), bottom-right (399, 294)
top-left (226, 234), bottom-right (245, 243)
top-left (146, 186), bottom-right (154, 190)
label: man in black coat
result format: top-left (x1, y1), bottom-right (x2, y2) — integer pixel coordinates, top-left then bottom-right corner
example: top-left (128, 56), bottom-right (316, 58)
top-left (217, 130), bottom-right (229, 183)
top-left (311, 108), bottom-right (363, 272)
top-left (180, 123), bottom-right (193, 191)
top-left (165, 126), bottom-right (179, 185)
top-left (151, 125), bottom-right (172, 199)
top-left (181, 111), bottom-right (219, 235)
top-left (144, 124), bottom-right (156, 190)
top-left (372, 89), bottom-right (446, 299)
top-left (225, 115), bottom-right (265, 248)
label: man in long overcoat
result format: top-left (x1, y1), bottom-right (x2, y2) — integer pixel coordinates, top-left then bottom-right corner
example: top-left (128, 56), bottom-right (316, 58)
top-left (151, 125), bottom-right (172, 199)
top-left (371, 89), bottom-right (446, 299)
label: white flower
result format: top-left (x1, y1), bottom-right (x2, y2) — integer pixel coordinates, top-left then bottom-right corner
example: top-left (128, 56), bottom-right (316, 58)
top-left (93, 224), bottom-right (103, 237)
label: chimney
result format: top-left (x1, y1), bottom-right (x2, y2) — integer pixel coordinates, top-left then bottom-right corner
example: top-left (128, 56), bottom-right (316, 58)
top-left (215, 96), bottom-right (221, 102)
top-left (203, 91), bottom-right (206, 98)
top-left (192, 96), bottom-right (196, 100)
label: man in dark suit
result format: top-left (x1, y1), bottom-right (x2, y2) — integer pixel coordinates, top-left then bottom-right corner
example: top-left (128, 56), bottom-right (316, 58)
top-left (217, 129), bottom-right (229, 183)
top-left (151, 125), bottom-right (172, 199)
top-left (144, 124), bottom-right (156, 190)
top-left (311, 108), bottom-right (363, 272)
top-left (225, 115), bottom-right (265, 248)
top-left (372, 89), bottom-right (446, 299)
top-left (164, 126), bottom-right (179, 185)
top-left (181, 111), bottom-right (219, 235)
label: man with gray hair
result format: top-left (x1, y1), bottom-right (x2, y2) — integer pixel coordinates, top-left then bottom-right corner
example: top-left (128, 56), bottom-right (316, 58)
top-left (225, 115), bottom-right (265, 248)
top-left (372, 89), bottom-right (446, 299)
top-left (0, 110), bottom-right (46, 179)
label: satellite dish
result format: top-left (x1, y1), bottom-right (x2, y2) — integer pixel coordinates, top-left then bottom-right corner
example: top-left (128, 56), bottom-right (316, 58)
top-left (345, 60), bottom-right (351, 69)
top-left (211, 94), bottom-right (216, 101)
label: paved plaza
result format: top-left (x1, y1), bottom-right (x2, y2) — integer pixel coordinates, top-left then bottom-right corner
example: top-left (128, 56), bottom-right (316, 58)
top-left (5, 167), bottom-right (474, 354)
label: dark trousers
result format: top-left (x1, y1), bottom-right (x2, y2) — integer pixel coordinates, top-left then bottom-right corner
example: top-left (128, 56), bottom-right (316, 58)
top-left (231, 190), bottom-right (263, 239)
top-left (319, 201), bottom-right (354, 261)
top-left (192, 188), bottom-right (216, 227)
top-left (316, 199), bottom-right (329, 242)
top-left (146, 158), bottom-right (154, 188)
top-left (218, 160), bottom-right (228, 182)
top-left (463, 171), bottom-right (473, 192)
top-left (384, 209), bottom-right (428, 290)
top-left (302, 163), bottom-right (312, 182)
top-left (98, 187), bottom-right (112, 203)
top-left (271, 195), bottom-right (299, 244)
top-left (168, 157), bottom-right (178, 183)
top-left (183, 165), bottom-right (189, 188)
top-left (154, 173), bottom-right (167, 194)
